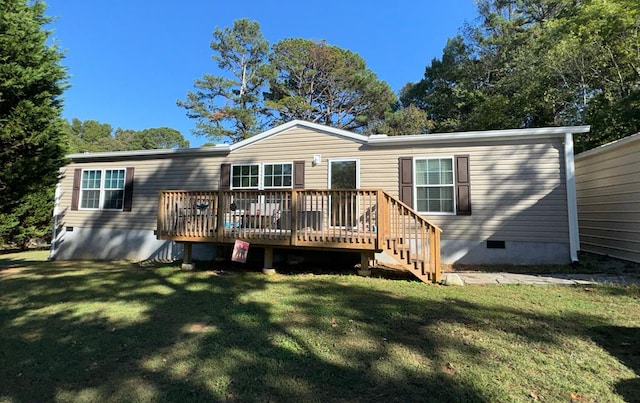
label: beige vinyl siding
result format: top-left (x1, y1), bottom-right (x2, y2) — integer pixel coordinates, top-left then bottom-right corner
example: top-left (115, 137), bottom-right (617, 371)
top-left (59, 155), bottom-right (226, 229)
top-left (369, 141), bottom-right (567, 243)
top-left (60, 126), bottom-right (569, 244)
top-left (236, 127), bottom-right (567, 242)
top-left (231, 127), bottom-right (364, 189)
top-left (575, 133), bottom-right (640, 262)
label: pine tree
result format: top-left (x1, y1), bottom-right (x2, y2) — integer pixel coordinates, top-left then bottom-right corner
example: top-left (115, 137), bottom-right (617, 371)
top-left (177, 18), bottom-right (271, 143)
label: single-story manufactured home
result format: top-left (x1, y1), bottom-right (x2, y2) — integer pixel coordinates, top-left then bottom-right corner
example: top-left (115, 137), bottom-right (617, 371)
top-left (50, 120), bottom-right (590, 282)
top-left (575, 132), bottom-right (640, 263)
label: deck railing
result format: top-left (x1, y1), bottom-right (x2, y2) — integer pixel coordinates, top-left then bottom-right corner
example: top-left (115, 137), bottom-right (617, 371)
top-left (381, 192), bottom-right (442, 282)
top-left (157, 189), bottom-right (441, 282)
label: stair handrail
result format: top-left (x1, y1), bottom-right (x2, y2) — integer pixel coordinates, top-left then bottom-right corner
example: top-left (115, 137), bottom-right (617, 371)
top-left (378, 190), bottom-right (442, 282)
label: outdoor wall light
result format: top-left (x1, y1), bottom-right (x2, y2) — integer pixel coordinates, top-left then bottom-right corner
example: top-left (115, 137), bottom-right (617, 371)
top-left (313, 154), bottom-right (322, 166)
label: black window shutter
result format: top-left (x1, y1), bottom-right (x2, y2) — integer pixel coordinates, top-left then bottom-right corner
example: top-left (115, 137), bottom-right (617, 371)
top-left (293, 160), bottom-right (305, 189)
top-left (123, 167), bottom-right (135, 212)
top-left (71, 168), bottom-right (81, 211)
top-left (220, 163), bottom-right (231, 190)
top-left (398, 157), bottom-right (413, 207)
top-left (455, 155), bottom-right (471, 215)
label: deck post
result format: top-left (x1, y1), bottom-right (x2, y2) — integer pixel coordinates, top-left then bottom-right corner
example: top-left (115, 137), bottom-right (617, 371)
top-left (157, 191), bottom-right (164, 239)
top-left (181, 242), bottom-right (195, 271)
top-left (433, 228), bottom-right (441, 282)
top-left (357, 251), bottom-right (372, 276)
top-left (216, 190), bottom-right (225, 240)
top-left (375, 190), bottom-right (388, 250)
top-left (215, 245), bottom-right (226, 262)
top-left (290, 189), bottom-right (298, 246)
top-left (262, 246), bottom-right (276, 275)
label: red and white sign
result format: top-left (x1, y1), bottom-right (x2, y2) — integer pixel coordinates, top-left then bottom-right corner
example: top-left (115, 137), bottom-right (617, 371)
top-left (231, 240), bottom-right (250, 263)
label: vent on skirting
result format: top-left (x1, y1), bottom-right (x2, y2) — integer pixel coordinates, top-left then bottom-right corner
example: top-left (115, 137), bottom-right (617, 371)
top-left (487, 240), bottom-right (505, 249)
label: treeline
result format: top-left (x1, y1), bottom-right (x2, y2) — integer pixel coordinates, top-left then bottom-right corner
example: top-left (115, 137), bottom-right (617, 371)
top-left (63, 119), bottom-right (189, 153)
top-left (177, 20), bottom-right (399, 143)
top-left (184, 0), bottom-right (639, 151)
top-left (400, 0), bottom-right (640, 151)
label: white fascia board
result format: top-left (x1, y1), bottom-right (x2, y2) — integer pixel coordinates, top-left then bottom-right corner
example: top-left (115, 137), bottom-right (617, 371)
top-left (67, 145), bottom-right (231, 161)
top-left (575, 131), bottom-right (640, 160)
top-left (367, 126), bottom-right (591, 145)
top-left (229, 120), bottom-right (369, 152)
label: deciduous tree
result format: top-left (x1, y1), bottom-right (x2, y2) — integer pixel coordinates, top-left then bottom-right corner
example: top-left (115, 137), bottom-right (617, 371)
top-left (373, 104), bottom-right (434, 135)
top-left (404, 0), bottom-right (640, 150)
top-left (64, 118), bottom-right (120, 153)
top-left (118, 127), bottom-right (189, 150)
top-left (64, 119), bottom-right (189, 152)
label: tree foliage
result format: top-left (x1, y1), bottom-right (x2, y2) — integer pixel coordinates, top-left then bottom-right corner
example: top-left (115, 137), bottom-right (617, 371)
top-left (0, 0), bottom-right (67, 248)
top-left (119, 127), bottom-right (189, 150)
top-left (404, 0), bottom-right (640, 150)
top-left (177, 18), bottom-right (271, 143)
top-left (265, 39), bottom-right (397, 132)
top-left (63, 118), bottom-right (189, 153)
top-left (181, 21), bottom-right (397, 141)
top-left (401, 36), bottom-right (484, 133)
top-left (373, 104), bottom-right (434, 135)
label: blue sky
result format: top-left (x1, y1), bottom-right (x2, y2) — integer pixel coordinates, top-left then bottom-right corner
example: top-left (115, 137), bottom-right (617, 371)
top-left (47, 1), bottom-right (478, 147)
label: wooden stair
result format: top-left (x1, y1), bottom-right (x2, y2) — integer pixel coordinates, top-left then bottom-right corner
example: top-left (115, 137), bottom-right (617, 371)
top-left (376, 192), bottom-right (442, 283)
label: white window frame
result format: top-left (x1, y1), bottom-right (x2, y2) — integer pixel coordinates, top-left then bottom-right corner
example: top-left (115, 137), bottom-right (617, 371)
top-left (79, 168), bottom-right (127, 211)
top-left (230, 163), bottom-right (260, 190)
top-left (262, 162), bottom-right (293, 189)
top-left (230, 162), bottom-right (294, 190)
top-left (413, 156), bottom-right (456, 215)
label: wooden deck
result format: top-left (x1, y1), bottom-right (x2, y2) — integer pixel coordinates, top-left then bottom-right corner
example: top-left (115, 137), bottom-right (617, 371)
top-left (156, 189), bottom-right (442, 283)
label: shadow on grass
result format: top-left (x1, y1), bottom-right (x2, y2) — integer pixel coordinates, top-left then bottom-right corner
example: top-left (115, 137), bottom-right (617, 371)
top-left (589, 325), bottom-right (640, 402)
top-left (0, 258), bottom-right (630, 402)
top-left (448, 252), bottom-right (640, 277)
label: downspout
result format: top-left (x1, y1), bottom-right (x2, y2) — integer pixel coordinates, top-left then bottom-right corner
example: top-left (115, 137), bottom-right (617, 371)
top-left (49, 174), bottom-right (62, 260)
top-left (564, 132), bottom-right (580, 262)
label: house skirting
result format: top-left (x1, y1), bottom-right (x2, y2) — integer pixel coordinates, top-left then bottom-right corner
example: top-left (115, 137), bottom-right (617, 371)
top-left (51, 227), bottom-right (570, 265)
top-left (50, 226), bottom-right (183, 261)
top-left (438, 239), bottom-right (570, 265)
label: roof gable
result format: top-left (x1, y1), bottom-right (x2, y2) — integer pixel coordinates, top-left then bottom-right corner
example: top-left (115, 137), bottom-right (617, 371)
top-left (229, 120), bottom-right (369, 152)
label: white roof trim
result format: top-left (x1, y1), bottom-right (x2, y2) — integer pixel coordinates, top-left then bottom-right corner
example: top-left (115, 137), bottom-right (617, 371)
top-left (229, 120), bottom-right (369, 151)
top-left (67, 144), bottom-right (230, 161)
top-left (367, 125), bottom-right (591, 145)
top-left (575, 131), bottom-right (640, 160)
top-left (66, 121), bottom-right (591, 161)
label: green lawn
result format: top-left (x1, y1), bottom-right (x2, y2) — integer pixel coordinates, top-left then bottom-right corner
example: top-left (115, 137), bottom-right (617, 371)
top-left (1, 251), bottom-right (639, 402)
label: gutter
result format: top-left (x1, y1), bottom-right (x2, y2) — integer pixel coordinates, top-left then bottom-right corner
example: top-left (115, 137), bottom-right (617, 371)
top-left (49, 176), bottom-right (62, 260)
top-left (368, 126), bottom-right (591, 145)
top-left (564, 132), bottom-right (580, 262)
top-left (67, 144), bottom-right (230, 161)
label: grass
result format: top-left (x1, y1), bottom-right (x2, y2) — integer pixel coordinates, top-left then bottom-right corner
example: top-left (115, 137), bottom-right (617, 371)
top-left (448, 252), bottom-right (640, 275)
top-left (1, 251), bottom-right (639, 402)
